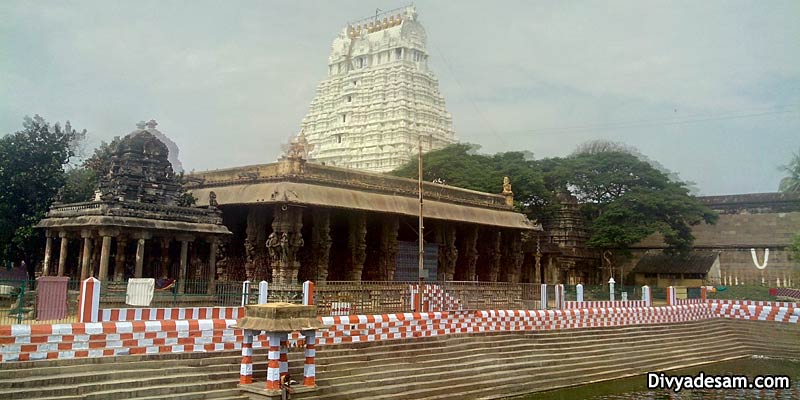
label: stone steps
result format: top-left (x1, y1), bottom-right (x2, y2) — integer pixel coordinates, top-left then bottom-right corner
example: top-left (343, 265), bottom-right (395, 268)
top-left (301, 324), bottom-right (741, 398)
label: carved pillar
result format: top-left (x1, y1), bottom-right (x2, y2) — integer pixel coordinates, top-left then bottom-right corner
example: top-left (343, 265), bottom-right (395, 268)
top-left (436, 225), bottom-right (457, 281)
top-left (311, 209), bottom-right (332, 283)
top-left (42, 231), bottom-right (53, 277)
top-left (176, 235), bottom-right (193, 293)
top-left (347, 213), bottom-right (367, 281)
top-left (534, 237), bottom-right (542, 283)
top-left (91, 236), bottom-right (102, 278)
top-left (244, 209), bottom-right (258, 281)
top-left (113, 238), bottom-right (127, 281)
top-left (98, 234), bottom-right (112, 282)
top-left (254, 208), bottom-right (269, 281)
top-left (208, 238), bottom-right (218, 294)
top-left (80, 230), bottom-right (93, 280)
top-left (57, 232), bottom-right (69, 277)
top-left (507, 231), bottom-right (524, 283)
top-left (380, 216), bottom-right (399, 281)
top-left (489, 231), bottom-right (502, 282)
top-left (134, 232), bottom-right (151, 278)
top-left (456, 226), bottom-right (478, 281)
top-left (269, 205), bottom-right (304, 284)
top-left (159, 237), bottom-right (171, 278)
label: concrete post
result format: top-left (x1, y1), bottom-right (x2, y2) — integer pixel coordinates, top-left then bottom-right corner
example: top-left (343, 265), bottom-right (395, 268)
top-left (241, 280), bottom-right (251, 307)
top-left (80, 233), bottom-right (93, 280)
top-left (98, 235), bottom-right (112, 282)
top-left (57, 233), bottom-right (69, 277)
top-left (78, 277), bottom-right (100, 323)
top-left (666, 286), bottom-right (676, 306)
top-left (303, 280), bottom-right (314, 305)
top-left (302, 330), bottom-right (317, 387)
top-left (576, 283), bottom-right (584, 303)
top-left (135, 238), bottom-right (146, 278)
top-left (608, 277), bottom-right (616, 302)
top-left (240, 330), bottom-right (254, 384)
top-left (540, 283), bottom-right (547, 310)
top-left (43, 234), bottom-right (53, 276)
top-left (266, 333), bottom-right (281, 390)
top-left (258, 281), bottom-right (268, 304)
top-left (642, 285), bottom-right (651, 307)
top-left (279, 333), bottom-right (289, 380)
top-left (555, 284), bottom-right (565, 309)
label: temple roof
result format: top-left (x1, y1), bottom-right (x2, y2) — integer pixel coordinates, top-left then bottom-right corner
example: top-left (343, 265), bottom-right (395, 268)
top-left (187, 161), bottom-right (540, 231)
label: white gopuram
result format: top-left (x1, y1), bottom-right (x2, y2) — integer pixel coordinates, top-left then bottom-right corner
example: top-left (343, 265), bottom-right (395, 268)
top-left (299, 6), bottom-right (457, 173)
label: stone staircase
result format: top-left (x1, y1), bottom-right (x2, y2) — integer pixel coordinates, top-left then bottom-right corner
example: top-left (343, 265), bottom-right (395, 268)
top-left (1, 318), bottom-right (791, 399)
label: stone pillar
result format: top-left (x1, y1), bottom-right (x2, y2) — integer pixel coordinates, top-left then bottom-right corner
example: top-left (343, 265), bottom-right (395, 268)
top-left (134, 233), bottom-right (151, 278)
top-left (57, 232), bottom-right (69, 277)
top-left (302, 330), bottom-right (317, 387)
top-left (91, 236), bottom-right (101, 278)
top-left (489, 230), bottom-right (502, 282)
top-left (311, 209), bottom-right (332, 283)
top-left (208, 239), bottom-right (218, 294)
top-left (436, 225), bottom-right (457, 281)
top-left (456, 226), bottom-right (478, 281)
top-left (80, 231), bottom-right (93, 280)
top-left (270, 205), bottom-right (304, 284)
top-left (508, 231), bottom-right (524, 283)
top-left (244, 208), bottom-right (259, 281)
top-left (380, 215), bottom-right (400, 280)
top-left (534, 238), bottom-right (542, 283)
top-left (113, 238), bottom-right (127, 281)
top-left (159, 237), bottom-right (171, 278)
top-left (98, 235), bottom-right (112, 282)
top-left (177, 235), bottom-right (193, 294)
top-left (347, 213), bottom-right (367, 281)
top-left (42, 232), bottom-right (53, 277)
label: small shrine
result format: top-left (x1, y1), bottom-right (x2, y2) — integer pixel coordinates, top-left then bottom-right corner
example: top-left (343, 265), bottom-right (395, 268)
top-left (35, 121), bottom-right (230, 292)
top-left (236, 303), bottom-right (327, 399)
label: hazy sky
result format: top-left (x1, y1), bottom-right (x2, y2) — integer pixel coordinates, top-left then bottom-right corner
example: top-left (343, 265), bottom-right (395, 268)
top-left (2, 1), bottom-right (798, 195)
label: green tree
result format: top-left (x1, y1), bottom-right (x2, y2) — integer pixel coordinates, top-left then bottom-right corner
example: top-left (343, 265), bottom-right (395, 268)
top-left (390, 143), bottom-right (551, 215)
top-left (549, 149), bottom-right (717, 256)
top-left (789, 233), bottom-right (800, 265)
top-left (778, 149), bottom-right (800, 194)
top-left (0, 115), bottom-right (85, 264)
top-left (59, 167), bottom-right (97, 203)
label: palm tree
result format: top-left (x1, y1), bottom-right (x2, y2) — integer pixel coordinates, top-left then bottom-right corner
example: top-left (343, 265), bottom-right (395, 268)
top-left (779, 150), bottom-right (800, 194)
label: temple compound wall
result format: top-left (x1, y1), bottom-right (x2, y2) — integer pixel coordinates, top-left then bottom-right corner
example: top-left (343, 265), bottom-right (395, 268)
top-left (187, 153), bottom-right (541, 285)
top-left (299, 6), bottom-right (456, 172)
top-left (622, 192), bottom-right (800, 286)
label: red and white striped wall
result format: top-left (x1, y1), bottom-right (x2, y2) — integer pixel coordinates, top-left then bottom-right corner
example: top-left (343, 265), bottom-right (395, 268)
top-left (99, 307), bottom-right (244, 322)
top-left (564, 300), bottom-right (648, 309)
top-left (709, 300), bottom-right (799, 323)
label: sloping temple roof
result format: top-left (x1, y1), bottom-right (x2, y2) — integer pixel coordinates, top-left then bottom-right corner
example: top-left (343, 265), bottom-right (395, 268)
top-left (188, 161), bottom-right (540, 231)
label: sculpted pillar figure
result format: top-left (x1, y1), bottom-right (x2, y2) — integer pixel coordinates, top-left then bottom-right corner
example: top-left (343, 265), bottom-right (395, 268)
top-left (507, 231), bottom-right (524, 283)
top-left (436, 225), bottom-right (457, 281)
top-left (270, 205), bottom-right (304, 284)
top-left (311, 209), bottom-right (332, 283)
top-left (380, 216), bottom-right (399, 281)
top-left (347, 213), bottom-right (367, 281)
top-left (455, 226), bottom-right (479, 281)
top-left (244, 209), bottom-right (259, 281)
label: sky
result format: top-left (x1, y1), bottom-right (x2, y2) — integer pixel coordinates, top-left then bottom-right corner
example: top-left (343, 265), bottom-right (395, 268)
top-left (1, 0), bottom-right (798, 195)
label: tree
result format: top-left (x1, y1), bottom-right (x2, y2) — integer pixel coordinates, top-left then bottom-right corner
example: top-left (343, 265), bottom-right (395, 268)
top-left (778, 149), bottom-right (800, 194)
top-left (549, 149), bottom-right (717, 256)
top-left (0, 115), bottom-right (85, 265)
top-left (59, 167), bottom-right (97, 203)
top-left (390, 144), bottom-right (551, 215)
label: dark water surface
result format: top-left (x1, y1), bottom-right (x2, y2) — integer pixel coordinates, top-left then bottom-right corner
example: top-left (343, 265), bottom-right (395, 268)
top-left (516, 357), bottom-right (800, 399)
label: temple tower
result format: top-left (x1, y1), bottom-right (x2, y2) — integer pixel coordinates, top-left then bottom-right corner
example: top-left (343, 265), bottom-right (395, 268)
top-left (300, 5), bottom-right (456, 172)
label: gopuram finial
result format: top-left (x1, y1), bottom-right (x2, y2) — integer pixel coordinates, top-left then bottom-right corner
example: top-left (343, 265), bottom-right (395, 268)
top-left (136, 121), bottom-right (147, 129)
top-left (145, 119), bottom-right (158, 129)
